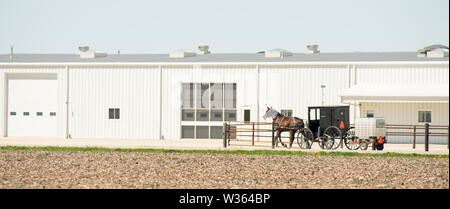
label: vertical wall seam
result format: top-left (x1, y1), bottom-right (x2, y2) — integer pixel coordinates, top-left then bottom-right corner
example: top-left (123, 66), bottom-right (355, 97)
top-left (159, 65), bottom-right (163, 139)
top-left (66, 65), bottom-right (70, 138)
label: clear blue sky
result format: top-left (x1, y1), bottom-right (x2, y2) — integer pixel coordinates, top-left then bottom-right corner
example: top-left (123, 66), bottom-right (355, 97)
top-left (0, 0), bottom-right (448, 54)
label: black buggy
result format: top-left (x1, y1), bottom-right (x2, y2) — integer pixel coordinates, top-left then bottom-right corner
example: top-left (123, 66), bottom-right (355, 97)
top-left (296, 106), bottom-right (357, 150)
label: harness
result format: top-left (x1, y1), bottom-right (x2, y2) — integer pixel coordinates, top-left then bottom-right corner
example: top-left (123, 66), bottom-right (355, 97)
top-left (274, 113), bottom-right (298, 130)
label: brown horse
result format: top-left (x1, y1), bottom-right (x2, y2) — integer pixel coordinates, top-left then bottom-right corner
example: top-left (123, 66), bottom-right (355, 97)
top-left (263, 107), bottom-right (305, 148)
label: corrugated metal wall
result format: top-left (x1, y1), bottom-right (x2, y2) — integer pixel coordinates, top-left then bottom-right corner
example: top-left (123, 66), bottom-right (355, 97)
top-left (355, 63), bottom-right (449, 85)
top-left (161, 65), bottom-right (192, 139)
top-left (0, 62), bottom-right (448, 142)
top-left (259, 64), bottom-right (350, 121)
top-left (68, 65), bottom-right (160, 139)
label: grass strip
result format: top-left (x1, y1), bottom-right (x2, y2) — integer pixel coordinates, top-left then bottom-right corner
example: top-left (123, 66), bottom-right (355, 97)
top-left (0, 146), bottom-right (448, 158)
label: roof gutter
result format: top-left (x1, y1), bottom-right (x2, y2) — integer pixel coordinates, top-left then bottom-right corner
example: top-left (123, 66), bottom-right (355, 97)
top-left (0, 61), bottom-right (448, 66)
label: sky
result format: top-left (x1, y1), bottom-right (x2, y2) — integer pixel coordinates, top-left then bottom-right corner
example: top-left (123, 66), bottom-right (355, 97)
top-left (0, 0), bottom-right (448, 54)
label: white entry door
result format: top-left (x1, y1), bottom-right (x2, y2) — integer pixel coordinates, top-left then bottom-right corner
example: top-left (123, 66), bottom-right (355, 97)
top-left (7, 74), bottom-right (58, 137)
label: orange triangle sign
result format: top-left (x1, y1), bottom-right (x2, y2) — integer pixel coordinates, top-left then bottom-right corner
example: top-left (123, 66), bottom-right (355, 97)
top-left (377, 136), bottom-right (383, 144)
top-left (339, 121), bottom-right (345, 129)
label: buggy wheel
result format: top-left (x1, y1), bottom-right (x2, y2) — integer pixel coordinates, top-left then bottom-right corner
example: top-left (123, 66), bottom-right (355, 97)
top-left (360, 140), bottom-right (368, 150)
top-left (344, 137), bottom-right (360, 150)
top-left (323, 126), bottom-right (342, 149)
top-left (344, 128), bottom-right (360, 150)
top-left (296, 128), bottom-right (313, 149)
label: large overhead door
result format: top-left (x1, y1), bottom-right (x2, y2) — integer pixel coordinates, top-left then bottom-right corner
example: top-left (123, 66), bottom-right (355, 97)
top-left (7, 73), bottom-right (58, 137)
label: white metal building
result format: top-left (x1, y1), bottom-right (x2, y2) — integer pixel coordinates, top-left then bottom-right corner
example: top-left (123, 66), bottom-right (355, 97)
top-left (0, 46), bottom-right (448, 143)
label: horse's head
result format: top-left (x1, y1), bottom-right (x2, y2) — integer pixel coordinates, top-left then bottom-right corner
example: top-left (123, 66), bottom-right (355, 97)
top-left (263, 106), bottom-right (278, 120)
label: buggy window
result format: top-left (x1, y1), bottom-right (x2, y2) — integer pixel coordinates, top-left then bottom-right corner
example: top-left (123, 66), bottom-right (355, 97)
top-left (308, 108), bottom-right (321, 120)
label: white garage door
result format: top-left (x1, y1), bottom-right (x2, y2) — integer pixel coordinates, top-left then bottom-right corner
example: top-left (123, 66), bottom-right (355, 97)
top-left (7, 74), bottom-right (58, 137)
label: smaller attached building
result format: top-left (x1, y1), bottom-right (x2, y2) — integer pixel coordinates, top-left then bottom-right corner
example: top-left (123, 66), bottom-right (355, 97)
top-left (339, 84), bottom-right (449, 143)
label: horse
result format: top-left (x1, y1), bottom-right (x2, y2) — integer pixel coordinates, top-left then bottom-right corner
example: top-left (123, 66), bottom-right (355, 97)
top-left (263, 107), bottom-right (305, 148)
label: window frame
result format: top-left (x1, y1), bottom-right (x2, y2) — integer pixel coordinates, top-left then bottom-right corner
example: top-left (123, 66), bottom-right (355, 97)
top-left (108, 108), bottom-right (120, 120)
top-left (418, 110), bottom-right (432, 123)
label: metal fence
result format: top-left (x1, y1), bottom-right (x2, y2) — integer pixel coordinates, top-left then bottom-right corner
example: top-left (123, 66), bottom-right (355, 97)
top-left (386, 124), bottom-right (449, 150)
top-left (223, 121), bottom-right (449, 152)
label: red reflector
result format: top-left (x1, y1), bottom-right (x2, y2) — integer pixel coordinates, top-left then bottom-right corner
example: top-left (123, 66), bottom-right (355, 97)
top-left (377, 136), bottom-right (383, 144)
top-left (339, 121), bottom-right (345, 129)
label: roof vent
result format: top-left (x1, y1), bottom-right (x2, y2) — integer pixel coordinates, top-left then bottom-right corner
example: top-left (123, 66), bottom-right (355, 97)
top-left (78, 46), bottom-right (89, 52)
top-left (9, 45), bottom-right (13, 60)
top-left (169, 50), bottom-right (196, 58)
top-left (305, 44), bottom-right (320, 54)
top-left (78, 46), bottom-right (107, 58)
top-left (265, 48), bottom-right (293, 58)
top-left (417, 44), bottom-right (449, 58)
top-left (197, 45), bottom-right (210, 55)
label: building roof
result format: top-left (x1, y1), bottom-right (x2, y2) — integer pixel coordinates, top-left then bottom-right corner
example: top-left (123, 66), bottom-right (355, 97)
top-left (0, 52), bottom-right (449, 63)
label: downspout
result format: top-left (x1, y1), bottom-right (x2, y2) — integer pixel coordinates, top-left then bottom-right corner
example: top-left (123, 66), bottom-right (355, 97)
top-left (347, 64), bottom-right (351, 88)
top-left (65, 65), bottom-right (71, 139)
top-left (4, 74), bottom-right (8, 137)
top-left (159, 65), bottom-right (163, 139)
top-left (353, 64), bottom-right (357, 122)
top-left (256, 64), bottom-right (260, 123)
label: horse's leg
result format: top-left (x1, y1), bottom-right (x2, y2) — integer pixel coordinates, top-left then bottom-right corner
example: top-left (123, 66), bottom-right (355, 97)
top-left (279, 130), bottom-right (287, 147)
top-left (289, 130), bottom-right (294, 148)
top-left (275, 130), bottom-right (280, 147)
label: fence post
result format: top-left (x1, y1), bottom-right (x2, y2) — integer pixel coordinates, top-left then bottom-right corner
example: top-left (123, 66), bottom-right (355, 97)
top-left (252, 122), bottom-right (255, 146)
top-left (227, 124), bottom-right (231, 146)
top-left (447, 125), bottom-right (449, 150)
top-left (413, 125), bottom-right (416, 149)
top-left (272, 122), bottom-right (275, 149)
top-left (223, 122), bottom-right (228, 148)
top-left (424, 123), bottom-right (429, 152)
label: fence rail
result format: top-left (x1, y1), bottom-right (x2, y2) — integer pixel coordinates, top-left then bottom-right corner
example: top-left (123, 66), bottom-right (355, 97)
top-left (223, 121), bottom-right (449, 151)
top-left (385, 124), bottom-right (449, 149)
top-left (223, 121), bottom-right (282, 148)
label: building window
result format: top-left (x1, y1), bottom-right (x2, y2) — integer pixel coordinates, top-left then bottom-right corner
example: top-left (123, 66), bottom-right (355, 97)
top-left (181, 126), bottom-right (195, 138)
top-left (210, 126), bottom-right (223, 139)
top-left (109, 108), bottom-right (120, 119)
top-left (366, 110), bottom-right (374, 118)
top-left (181, 109), bottom-right (195, 121)
top-left (50, 112), bottom-right (56, 116)
top-left (281, 109), bottom-right (293, 117)
top-left (418, 111), bottom-right (431, 123)
top-left (211, 110), bottom-right (223, 121)
top-left (37, 112), bottom-right (43, 116)
top-left (181, 82), bottom-right (236, 139)
top-left (196, 126), bottom-right (209, 139)
top-left (23, 112), bottom-right (30, 116)
top-left (10, 112), bottom-right (16, 116)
